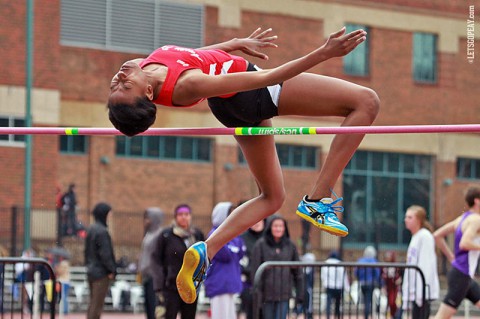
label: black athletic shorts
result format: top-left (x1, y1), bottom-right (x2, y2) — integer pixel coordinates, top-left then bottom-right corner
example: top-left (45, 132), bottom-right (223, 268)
top-left (443, 266), bottom-right (480, 308)
top-left (207, 63), bottom-right (282, 127)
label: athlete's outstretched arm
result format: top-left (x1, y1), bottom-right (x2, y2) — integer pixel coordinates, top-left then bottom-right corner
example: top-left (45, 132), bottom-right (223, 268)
top-left (198, 27), bottom-right (278, 60)
top-left (433, 220), bottom-right (456, 262)
top-left (185, 27), bottom-right (367, 100)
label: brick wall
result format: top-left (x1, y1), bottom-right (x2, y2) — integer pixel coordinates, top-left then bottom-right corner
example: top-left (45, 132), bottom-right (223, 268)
top-left (0, 0), bottom-right (60, 89)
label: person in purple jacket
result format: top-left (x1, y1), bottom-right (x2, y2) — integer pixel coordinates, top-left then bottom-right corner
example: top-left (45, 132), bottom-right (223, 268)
top-left (204, 202), bottom-right (246, 319)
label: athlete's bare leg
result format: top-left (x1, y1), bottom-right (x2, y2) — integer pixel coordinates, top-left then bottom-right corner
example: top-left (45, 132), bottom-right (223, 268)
top-left (434, 303), bottom-right (457, 319)
top-left (205, 120), bottom-right (285, 258)
top-left (278, 73), bottom-right (379, 199)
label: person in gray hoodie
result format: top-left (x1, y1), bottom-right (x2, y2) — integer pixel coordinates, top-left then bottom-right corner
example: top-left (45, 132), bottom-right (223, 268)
top-left (84, 202), bottom-right (116, 319)
top-left (139, 207), bottom-right (165, 319)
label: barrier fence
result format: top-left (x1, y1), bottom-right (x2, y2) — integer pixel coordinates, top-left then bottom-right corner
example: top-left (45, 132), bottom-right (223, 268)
top-left (0, 257), bottom-right (57, 319)
top-left (253, 261), bottom-right (428, 319)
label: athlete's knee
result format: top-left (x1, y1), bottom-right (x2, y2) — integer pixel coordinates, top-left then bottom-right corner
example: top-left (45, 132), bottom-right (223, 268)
top-left (357, 88), bottom-right (380, 122)
top-left (263, 189), bottom-right (286, 212)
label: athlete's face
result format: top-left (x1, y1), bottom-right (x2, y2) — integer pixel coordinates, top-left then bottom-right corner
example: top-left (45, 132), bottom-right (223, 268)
top-left (109, 61), bottom-right (151, 104)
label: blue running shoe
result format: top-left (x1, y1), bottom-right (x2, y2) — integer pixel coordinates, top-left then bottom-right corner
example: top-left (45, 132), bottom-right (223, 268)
top-left (296, 192), bottom-right (348, 237)
top-left (176, 241), bottom-right (209, 304)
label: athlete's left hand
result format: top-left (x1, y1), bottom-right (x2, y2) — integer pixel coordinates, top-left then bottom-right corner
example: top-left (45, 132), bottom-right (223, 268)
top-left (237, 27), bottom-right (278, 60)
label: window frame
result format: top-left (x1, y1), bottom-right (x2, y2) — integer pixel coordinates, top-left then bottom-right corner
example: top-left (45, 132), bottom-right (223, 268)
top-left (343, 150), bottom-right (434, 248)
top-left (412, 32), bottom-right (438, 84)
top-left (343, 23), bottom-right (370, 77)
top-left (0, 116), bottom-right (25, 146)
top-left (115, 135), bottom-right (212, 162)
top-left (457, 157), bottom-right (480, 180)
top-left (59, 135), bottom-right (89, 154)
top-left (238, 143), bottom-right (318, 170)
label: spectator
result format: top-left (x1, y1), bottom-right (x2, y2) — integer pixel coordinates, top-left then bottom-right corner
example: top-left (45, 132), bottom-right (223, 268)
top-left (300, 219), bottom-right (311, 255)
top-left (381, 250), bottom-right (402, 319)
top-left (55, 184), bottom-right (64, 243)
top-left (321, 250), bottom-right (349, 319)
top-left (240, 216), bottom-right (265, 319)
top-left (84, 202), bottom-right (117, 319)
top-left (205, 202), bottom-right (245, 319)
top-left (402, 205), bottom-right (439, 319)
top-left (433, 186), bottom-right (480, 319)
top-left (0, 244), bottom-right (8, 313)
top-left (300, 252), bottom-right (317, 319)
top-left (151, 204), bottom-right (205, 319)
top-left (61, 183), bottom-right (78, 236)
top-left (14, 248), bottom-right (36, 314)
top-left (251, 215), bottom-right (304, 319)
top-left (56, 259), bottom-right (71, 314)
top-left (139, 207), bottom-right (165, 319)
top-left (355, 246), bottom-right (381, 319)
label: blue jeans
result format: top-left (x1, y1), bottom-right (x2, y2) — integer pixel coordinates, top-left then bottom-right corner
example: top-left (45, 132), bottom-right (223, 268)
top-left (263, 300), bottom-right (289, 319)
top-left (361, 285), bottom-right (374, 319)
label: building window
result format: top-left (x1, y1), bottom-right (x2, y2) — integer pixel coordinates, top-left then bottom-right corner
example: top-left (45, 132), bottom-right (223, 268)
top-left (59, 136), bottom-right (89, 154)
top-left (343, 24), bottom-right (370, 76)
top-left (343, 151), bottom-right (433, 247)
top-left (0, 116), bottom-right (25, 144)
top-left (457, 157), bottom-right (480, 180)
top-left (413, 32), bottom-right (437, 83)
top-left (116, 136), bottom-right (212, 162)
top-left (238, 143), bottom-right (318, 169)
top-left (61, 0), bottom-right (204, 54)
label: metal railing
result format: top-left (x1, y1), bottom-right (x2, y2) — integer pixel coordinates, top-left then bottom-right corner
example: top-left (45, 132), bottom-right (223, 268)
top-left (253, 261), bottom-right (427, 319)
top-left (0, 257), bottom-right (57, 319)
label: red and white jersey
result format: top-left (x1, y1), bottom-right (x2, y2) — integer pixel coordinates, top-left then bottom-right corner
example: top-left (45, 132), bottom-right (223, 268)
top-left (139, 45), bottom-right (248, 106)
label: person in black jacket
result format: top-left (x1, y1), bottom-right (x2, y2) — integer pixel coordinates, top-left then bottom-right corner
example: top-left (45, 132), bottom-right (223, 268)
top-left (251, 215), bottom-right (304, 319)
top-left (151, 204), bottom-right (205, 319)
top-left (240, 218), bottom-right (265, 319)
top-left (84, 202), bottom-right (116, 319)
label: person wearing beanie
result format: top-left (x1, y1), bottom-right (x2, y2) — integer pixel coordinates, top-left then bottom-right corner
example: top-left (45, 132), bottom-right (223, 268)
top-left (151, 204), bottom-right (204, 319)
top-left (204, 202), bottom-right (246, 319)
top-left (138, 207), bottom-right (165, 319)
top-left (84, 202), bottom-right (116, 319)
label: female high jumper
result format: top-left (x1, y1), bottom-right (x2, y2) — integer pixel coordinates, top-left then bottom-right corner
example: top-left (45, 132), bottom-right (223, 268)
top-left (107, 26), bottom-right (380, 304)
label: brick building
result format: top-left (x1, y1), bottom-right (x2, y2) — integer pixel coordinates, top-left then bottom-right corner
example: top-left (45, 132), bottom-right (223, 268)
top-left (0, 0), bottom-right (479, 258)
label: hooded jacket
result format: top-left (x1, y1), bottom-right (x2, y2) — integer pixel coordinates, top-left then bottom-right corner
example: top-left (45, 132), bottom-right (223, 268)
top-left (84, 202), bottom-right (117, 281)
top-left (240, 220), bottom-right (265, 289)
top-left (139, 207), bottom-right (165, 278)
top-left (250, 215), bottom-right (304, 303)
top-left (204, 202), bottom-right (246, 298)
top-left (151, 217), bottom-right (204, 292)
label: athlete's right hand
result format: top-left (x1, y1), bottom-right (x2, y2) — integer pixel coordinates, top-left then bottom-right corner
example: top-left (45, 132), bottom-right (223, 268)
top-left (236, 27), bottom-right (278, 60)
top-left (320, 27), bottom-right (367, 58)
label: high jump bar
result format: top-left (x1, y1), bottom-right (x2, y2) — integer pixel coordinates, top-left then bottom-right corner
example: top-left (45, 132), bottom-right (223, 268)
top-left (1, 124), bottom-right (480, 136)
